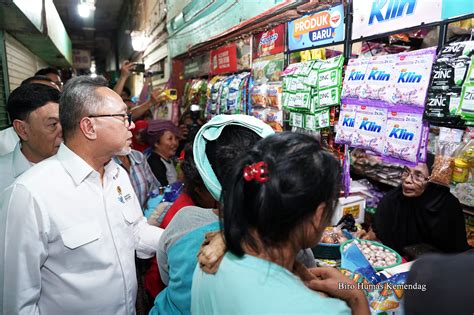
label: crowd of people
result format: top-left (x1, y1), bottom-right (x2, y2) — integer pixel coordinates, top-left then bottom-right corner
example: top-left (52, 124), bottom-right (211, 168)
top-left (0, 63), bottom-right (472, 315)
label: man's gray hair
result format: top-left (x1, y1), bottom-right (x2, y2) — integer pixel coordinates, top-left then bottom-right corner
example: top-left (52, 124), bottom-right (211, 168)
top-left (60, 75), bottom-right (108, 141)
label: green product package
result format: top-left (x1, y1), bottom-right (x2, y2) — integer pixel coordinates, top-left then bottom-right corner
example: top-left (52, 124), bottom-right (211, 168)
top-left (305, 108), bottom-right (330, 131)
top-left (319, 55), bottom-right (344, 71)
top-left (285, 92), bottom-right (312, 112)
top-left (305, 68), bottom-right (319, 88)
top-left (295, 60), bottom-right (315, 77)
top-left (318, 86), bottom-right (341, 107)
top-left (290, 111), bottom-right (305, 128)
top-left (460, 82), bottom-right (474, 121)
top-left (465, 56), bottom-right (474, 84)
top-left (318, 68), bottom-right (342, 89)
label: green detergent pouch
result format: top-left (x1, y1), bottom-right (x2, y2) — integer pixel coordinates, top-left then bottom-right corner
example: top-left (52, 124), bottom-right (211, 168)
top-left (465, 56), bottom-right (474, 84)
top-left (318, 67), bottom-right (342, 89)
top-left (295, 60), bottom-right (315, 77)
top-left (289, 111), bottom-right (305, 128)
top-left (285, 91), bottom-right (312, 112)
top-left (305, 108), bottom-right (330, 131)
top-left (460, 82), bottom-right (474, 121)
top-left (318, 86), bottom-right (341, 107)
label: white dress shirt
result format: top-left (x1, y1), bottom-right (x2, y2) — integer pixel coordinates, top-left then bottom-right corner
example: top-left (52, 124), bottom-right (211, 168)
top-left (0, 127), bottom-right (19, 156)
top-left (0, 142), bottom-right (32, 192)
top-left (0, 144), bottom-right (163, 314)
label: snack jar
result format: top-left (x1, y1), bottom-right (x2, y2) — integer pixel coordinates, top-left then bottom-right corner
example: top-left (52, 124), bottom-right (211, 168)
top-left (452, 158), bottom-right (470, 183)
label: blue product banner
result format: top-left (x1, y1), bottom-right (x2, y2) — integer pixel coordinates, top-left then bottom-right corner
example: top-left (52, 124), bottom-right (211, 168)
top-left (288, 4), bottom-right (345, 51)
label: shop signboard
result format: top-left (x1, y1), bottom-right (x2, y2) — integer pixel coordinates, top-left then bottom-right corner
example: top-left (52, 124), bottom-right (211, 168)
top-left (352, 0), bottom-right (442, 39)
top-left (184, 52), bottom-right (210, 78)
top-left (441, 0), bottom-right (474, 20)
top-left (288, 4), bottom-right (345, 51)
top-left (72, 49), bottom-right (91, 69)
top-left (210, 44), bottom-right (238, 75)
top-left (253, 24), bottom-right (285, 59)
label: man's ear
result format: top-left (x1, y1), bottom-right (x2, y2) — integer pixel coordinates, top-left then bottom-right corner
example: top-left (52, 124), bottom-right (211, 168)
top-left (12, 119), bottom-right (28, 141)
top-left (79, 117), bottom-right (98, 140)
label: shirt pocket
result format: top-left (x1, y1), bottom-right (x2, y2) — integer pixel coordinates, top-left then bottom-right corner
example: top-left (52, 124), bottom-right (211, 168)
top-left (61, 221), bottom-right (102, 249)
top-left (121, 202), bottom-right (142, 225)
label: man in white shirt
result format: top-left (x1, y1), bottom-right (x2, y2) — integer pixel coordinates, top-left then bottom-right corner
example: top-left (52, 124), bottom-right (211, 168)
top-left (0, 76), bottom-right (163, 314)
top-left (0, 75), bottom-right (61, 157)
top-left (0, 83), bottom-right (61, 191)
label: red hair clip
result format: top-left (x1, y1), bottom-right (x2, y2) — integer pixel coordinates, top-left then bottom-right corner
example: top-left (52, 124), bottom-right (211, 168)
top-left (178, 149), bottom-right (185, 161)
top-left (243, 161), bottom-right (269, 183)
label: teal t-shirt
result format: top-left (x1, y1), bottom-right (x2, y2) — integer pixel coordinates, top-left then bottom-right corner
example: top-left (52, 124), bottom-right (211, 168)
top-left (191, 253), bottom-right (351, 315)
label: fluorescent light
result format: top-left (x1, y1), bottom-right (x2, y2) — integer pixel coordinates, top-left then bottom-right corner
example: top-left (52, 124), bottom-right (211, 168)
top-left (78, 4), bottom-right (90, 18)
top-left (91, 73), bottom-right (97, 78)
top-left (131, 31), bottom-right (150, 52)
top-left (78, 0), bottom-right (95, 19)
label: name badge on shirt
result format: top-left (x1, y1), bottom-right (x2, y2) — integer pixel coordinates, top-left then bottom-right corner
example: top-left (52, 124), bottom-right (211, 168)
top-left (116, 186), bottom-right (132, 204)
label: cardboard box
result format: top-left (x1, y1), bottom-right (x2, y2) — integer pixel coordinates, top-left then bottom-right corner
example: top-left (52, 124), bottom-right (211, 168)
top-left (331, 195), bottom-right (366, 226)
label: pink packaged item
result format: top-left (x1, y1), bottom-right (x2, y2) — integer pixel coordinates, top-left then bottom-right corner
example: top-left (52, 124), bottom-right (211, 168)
top-left (351, 105), bottom-right (387, 155)
top-left (389, 53), bottom-right (434, 107)
top-left (418, 123), bottom-right (430, 163)
top-left (342, 57), bottom-right (370, 100)
top-left (383, 108), bottom-right (423, 164)
top-left (365, 55), bottom-right (396, 104)
top-left (335, 104), bottom-right (357, 144)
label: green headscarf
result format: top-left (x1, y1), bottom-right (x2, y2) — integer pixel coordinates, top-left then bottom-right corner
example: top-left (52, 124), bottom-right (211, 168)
top-left (193, 114), bottom-right (274, 201)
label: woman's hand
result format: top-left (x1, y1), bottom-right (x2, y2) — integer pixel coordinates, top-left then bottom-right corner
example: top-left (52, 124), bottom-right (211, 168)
top-left (355, 228), bottom-right (378, 241)
top-left (197, 231), bottom-right (226, 274)
top-left (306, 267), bottom-right (370, 315)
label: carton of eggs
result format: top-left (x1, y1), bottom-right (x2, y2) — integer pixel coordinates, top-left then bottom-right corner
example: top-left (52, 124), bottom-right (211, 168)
top-left (341, 239), bottom-right (401, 270)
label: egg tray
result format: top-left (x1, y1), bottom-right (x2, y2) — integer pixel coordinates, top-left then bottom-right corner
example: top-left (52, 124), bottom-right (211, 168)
top-left (340, 239), bottom-right (402, 271)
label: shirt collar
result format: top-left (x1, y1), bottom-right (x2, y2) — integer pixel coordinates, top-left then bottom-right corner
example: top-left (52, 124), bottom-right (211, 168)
top-left (57, 144), bottom-right (96, 185)
top-left (12, 142), bottom-right (32, 178)
top-left (113, 149), bottom-right (144, 166)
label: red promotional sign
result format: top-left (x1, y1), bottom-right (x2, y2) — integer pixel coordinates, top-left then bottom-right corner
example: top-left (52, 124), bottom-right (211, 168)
top-left (253, 24), bottom-right (285, 59)
top-left (210, 44), bottom-right (238, 75)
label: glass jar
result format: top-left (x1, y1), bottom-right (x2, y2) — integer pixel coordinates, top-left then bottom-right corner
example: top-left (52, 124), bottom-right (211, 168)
top-left (452, 158), bottom-right (470, 183)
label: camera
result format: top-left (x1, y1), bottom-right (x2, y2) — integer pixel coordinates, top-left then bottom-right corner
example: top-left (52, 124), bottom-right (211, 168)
top-left (132, 63), bottom-right (145, 73)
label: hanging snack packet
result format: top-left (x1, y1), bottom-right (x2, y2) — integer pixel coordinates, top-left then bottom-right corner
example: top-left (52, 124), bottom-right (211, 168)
top-left (335, 104), bottom-right (357, 145)
top-left (383, 109), bottom-right (423, 164)
top-left (318, 86), bottom-right (341, 107)
top-left (342, 57), bottom-right (370, 101)
top-left (365, 55), bottom-right (396, 104)
top-left (266, 109), bottom-right (283, 132)
top-left (289, 111), bottom-right (304, 128)
top-left (267, 83), bottom-right (283, 109)
top-left (430, 127), bottom-right (464, 186)
top-left (352, 105), bottom-right (387, 155)
top-left (390, 53), bottom-right (434, 107)
top-left (251, 107), bottom-right (268, 122)
top-left (250, 84), bottom-right (268, 107)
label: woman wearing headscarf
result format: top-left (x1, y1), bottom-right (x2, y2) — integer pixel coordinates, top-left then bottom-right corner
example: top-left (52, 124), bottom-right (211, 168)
top-left (145, 119), bottom-right (181, 186)
top-left (358, 153), bottom-right (469, 254)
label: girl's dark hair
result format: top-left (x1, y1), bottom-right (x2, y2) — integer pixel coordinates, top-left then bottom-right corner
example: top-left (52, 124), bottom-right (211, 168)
top-left (205, 125), bottom-right (262, 186)
top-left (180, 142), bottom-right (205, 205)
top-left (222, 132), bottom-right (341, 257)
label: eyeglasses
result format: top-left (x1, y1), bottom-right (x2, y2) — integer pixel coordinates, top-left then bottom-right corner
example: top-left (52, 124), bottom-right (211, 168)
top-left (88, 113), bottom-right (132, 126)
top-left (400, 166), bottom-right (429, 184)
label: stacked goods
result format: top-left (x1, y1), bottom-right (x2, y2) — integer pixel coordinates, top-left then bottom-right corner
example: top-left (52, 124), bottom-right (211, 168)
top-left (205, 72), bottom-right (250, 118)
top-left (282, 55), bottom-right (344, 131)
top-left (336, 48), bottom-right (436, 165)
top-left (424, 41), bottom-right (474, 125)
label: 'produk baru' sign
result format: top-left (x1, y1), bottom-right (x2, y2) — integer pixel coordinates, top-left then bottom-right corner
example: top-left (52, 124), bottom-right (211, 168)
top-left (288, 4), bottom-right (345, 51)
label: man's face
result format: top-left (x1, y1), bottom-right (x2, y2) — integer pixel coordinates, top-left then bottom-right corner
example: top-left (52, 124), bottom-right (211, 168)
top-left (19, 102), bottom-right (62, 162)
top-left (45, 73), bottom-right (63, 91)
top-left (92, 87), bottom-right (135, 156)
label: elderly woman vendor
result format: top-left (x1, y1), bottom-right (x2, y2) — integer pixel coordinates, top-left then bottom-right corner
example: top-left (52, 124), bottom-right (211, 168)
top-left (146, 119), bottom-right (181, 186)
top-left (359, 154), bottom-right (469, 254)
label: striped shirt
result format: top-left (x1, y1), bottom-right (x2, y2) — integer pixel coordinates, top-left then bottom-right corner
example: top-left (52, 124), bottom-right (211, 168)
top-left (114, 149), bottom-right (160, 210)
